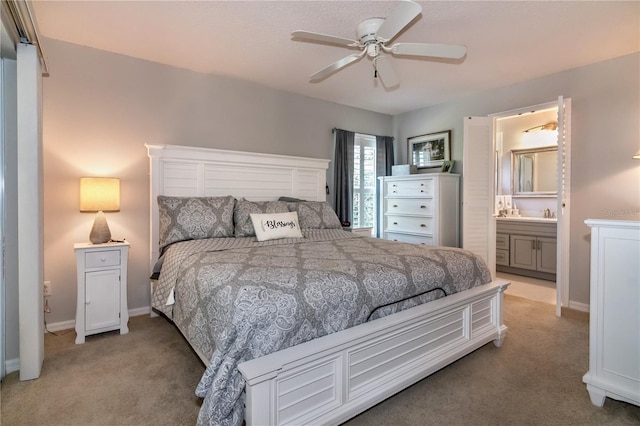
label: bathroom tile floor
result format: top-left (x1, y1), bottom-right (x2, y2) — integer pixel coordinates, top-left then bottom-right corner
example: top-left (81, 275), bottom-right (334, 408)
top-left (497, 272), bottom-right (556, 305)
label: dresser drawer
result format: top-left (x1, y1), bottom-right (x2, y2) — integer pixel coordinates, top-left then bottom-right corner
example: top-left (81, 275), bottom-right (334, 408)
top-left (386, 179), bottom-right (434, 197)
top-left (386, 198), bottom-right (433, 216)
top-left (386, 215), bottom-right (433, 234)
top-left (386, 232), bottom-right (434, 246)
top-left (85, 250), bottom-right (121, 268)
top-left (496, 233), bottom-right (509, 250)
top-left (496, 249), bottom-right (510, 266)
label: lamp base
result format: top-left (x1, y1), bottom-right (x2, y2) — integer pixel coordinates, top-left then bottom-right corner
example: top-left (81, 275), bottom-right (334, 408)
top-left (90, 211), bottom-right (112, 244)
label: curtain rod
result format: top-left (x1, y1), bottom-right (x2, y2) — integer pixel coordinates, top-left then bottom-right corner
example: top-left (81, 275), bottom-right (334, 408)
top-left (331, 128), bottom-right (394, 140)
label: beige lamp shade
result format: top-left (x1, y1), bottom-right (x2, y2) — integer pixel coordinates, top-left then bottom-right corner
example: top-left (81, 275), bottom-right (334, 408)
top-left (80, 177), bottom-right (120, 244)
top-left (80, 177), bottom-right (120, 212)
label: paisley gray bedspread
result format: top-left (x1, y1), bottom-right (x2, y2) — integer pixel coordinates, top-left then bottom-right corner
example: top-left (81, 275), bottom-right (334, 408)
top-left (153, 229), bottom-right (491, 426)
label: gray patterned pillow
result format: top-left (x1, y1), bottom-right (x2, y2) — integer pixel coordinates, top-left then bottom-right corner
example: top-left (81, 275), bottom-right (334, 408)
top-left (158, 195), bottom-right (235, 251)
top-left (233, 199), bottom-right (290, 237)
top-left (288, 201), bottom-right (342, 229)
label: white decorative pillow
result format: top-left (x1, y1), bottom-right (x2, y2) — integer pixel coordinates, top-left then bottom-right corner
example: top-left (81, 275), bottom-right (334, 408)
top-left (250, 211), bottom-right (303, 242)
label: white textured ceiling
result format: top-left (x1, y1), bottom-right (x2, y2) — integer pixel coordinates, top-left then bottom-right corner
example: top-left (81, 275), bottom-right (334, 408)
top-left (31, 1), bottom-right (639, 115)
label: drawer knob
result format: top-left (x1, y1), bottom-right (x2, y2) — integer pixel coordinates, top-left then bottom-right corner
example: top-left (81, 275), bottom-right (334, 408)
top-left (393, 222), bottom-right (398, 225)
top-left (85, 301), bottom-right (91, 305)
top-left (420, 224), bottom-right (426, 227)
top-left (420, 205), bottom-right (426, 209)
top-left (393, 205), bottom-right (398, 208)
top-left (100, 257), bottom-right (107, 262)
top-left (420, 190), bottom-right (424, 192)
top-left (421, 183), bottom-right (424, 186)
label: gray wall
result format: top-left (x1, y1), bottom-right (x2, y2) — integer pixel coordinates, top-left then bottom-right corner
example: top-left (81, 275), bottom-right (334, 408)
top-left (36, 38), bottom-right (392, 336)
top-left (5, 39), bottom-right (638, 364)
top-left (393, 53), bottom-right (640, 307)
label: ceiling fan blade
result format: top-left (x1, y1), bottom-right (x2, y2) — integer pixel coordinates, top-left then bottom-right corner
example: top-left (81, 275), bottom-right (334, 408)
top-left (309, 52), bottom-right (365, 82)
top-left (292, 30), bottom-right (358, 47)
top-left (375, 56), bottom-right (399, 88)
top-left (390, 42), bottom-right (467, 59)
top-left (376, 0), bottom-right (422, 42)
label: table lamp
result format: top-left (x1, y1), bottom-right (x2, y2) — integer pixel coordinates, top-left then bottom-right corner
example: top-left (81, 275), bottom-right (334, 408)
top-left (80, 177), bottom-right (120, 244)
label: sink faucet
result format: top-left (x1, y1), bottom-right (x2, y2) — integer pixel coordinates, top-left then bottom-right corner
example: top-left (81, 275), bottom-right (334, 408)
top-left (544, 208), bottom-right (551, 218)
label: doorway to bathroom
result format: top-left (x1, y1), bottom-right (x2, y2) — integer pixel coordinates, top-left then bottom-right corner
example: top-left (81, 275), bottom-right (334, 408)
top-left (462, 97), bottom-right (571, 316)
top-left (493, 99), bottom-right (571, 315)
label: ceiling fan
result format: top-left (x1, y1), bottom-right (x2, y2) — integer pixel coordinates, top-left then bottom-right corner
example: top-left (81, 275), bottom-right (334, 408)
top-left (291, 0), bottom-right (466, 88)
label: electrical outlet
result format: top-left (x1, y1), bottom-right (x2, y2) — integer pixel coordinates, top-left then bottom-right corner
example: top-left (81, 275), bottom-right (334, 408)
top-left (44, 280), bottom-right (52, 296)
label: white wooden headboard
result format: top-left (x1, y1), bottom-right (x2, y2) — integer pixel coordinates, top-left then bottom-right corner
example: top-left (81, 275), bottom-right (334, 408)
top-left (146, 143), bottom-right (330, 269)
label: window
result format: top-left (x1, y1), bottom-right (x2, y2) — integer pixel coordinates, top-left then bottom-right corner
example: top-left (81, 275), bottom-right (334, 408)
top-left (353, 133), bottom-right (376, 235)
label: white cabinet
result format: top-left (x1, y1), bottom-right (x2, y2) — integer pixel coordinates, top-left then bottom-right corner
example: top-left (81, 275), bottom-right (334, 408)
top-left (583, 219), bottom-right (640, 408)
top-left (378, 174), bottom-right (460, 247)
top-left (74, 241), bottom-right (130, 344)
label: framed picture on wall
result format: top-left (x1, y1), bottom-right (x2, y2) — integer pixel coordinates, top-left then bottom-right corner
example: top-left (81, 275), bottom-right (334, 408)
top-left (408, 130), bottom-right (451, 168)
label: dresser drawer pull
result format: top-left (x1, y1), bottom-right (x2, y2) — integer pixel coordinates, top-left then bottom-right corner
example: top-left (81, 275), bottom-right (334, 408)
top-left (393, 204), bottom-right (398, 208)
top-left (100, 257), bottom-right (107, 262)
top-left (421, 205), bottom-right (427, 209)
top-left (420, 190), bottom-right (424, 192)
top-left (393, 222), bottom-right (398, 225)
top-left (420, 224), bottom-right (426, 227)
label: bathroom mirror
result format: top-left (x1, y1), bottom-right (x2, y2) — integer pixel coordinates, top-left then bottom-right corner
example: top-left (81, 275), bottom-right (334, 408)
top-left (511, 146), bottom-right (557, 196)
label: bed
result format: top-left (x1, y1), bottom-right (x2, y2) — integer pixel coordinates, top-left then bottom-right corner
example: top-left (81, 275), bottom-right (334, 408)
top-left (147, 143), bottom-right (509, 426)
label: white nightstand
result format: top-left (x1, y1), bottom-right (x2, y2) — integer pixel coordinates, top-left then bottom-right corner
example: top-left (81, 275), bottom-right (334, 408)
top-left (74, 241), bottom-right (130, 344)
top-left (344, 227), bottom-right (373, 237)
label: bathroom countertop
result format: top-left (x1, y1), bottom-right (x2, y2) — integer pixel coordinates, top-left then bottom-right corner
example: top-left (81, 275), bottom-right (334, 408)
top-left (496, 216), bottom-right (557, 224)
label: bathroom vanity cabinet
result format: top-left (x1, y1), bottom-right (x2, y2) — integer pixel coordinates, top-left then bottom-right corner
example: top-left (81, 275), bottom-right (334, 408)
top-left (496, 218), bottom-right (557, 281)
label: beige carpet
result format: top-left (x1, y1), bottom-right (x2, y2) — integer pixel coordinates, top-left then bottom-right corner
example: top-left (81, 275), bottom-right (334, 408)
top-left (2, 295), bottom-right (639, 425)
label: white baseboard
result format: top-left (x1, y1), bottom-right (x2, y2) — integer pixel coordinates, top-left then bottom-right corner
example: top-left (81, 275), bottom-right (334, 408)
top-left (44, 306), bottom-right (152, 333)
top-left (5, 307), bottom-right (154, 377)
top-left (5, 357), bottom-right (19, 374)
top-left (45, 319), bottom-right (75, 332)
top-left (568, 300), bottom-right (589, 313)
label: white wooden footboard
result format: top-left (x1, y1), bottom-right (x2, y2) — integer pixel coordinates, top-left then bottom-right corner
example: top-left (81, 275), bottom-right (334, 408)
top-left (239, 280), bottom-right (509, 426)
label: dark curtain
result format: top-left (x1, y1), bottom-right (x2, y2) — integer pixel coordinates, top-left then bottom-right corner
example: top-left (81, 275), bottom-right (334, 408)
top-left (376, 136), bottom-right (395, 237)
top-left (333, 129), bottom-right (355, 225)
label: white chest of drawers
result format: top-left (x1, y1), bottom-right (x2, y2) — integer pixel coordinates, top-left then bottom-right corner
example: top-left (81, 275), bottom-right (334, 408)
top-left (583, 219), bottom-right (640, 407)
top-left (378, 174), bottom-right (460, 246)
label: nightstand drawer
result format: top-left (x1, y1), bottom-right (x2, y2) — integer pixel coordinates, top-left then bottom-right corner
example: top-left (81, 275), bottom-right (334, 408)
top-left (85, 250), bottom-right (121, 268)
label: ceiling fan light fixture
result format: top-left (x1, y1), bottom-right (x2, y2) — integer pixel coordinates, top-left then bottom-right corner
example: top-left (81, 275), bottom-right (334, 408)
top-left (293, 0), bottom-right (466, 85)
top-left (357, 17), bottom-right (385, 45)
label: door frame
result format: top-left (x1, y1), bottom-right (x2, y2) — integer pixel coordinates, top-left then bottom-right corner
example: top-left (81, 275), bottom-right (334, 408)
top-left (489, 99), bottom-right (571, 315)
